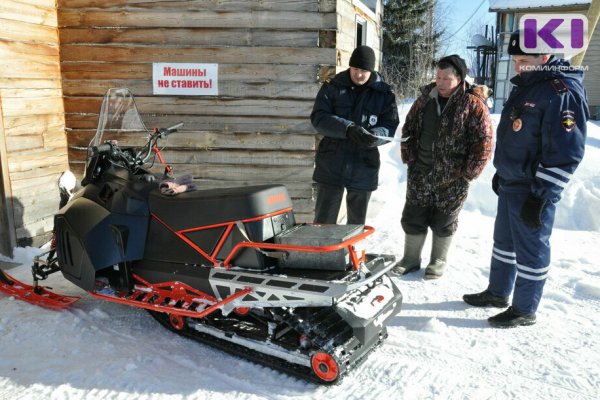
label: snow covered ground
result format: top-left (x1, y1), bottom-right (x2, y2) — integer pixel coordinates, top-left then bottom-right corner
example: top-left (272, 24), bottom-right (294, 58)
top-left (1, 111), bottom-right (599, 399)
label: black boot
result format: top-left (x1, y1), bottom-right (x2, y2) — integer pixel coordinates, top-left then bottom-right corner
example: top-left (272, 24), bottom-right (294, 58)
top-left (488, 306), bottom-right (536, 328)
top-left (463, 290), bottom-right (509, 308)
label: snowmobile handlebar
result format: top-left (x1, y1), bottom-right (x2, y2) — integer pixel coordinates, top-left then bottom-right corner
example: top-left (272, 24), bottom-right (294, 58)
top-left (136, 122), bottom-right (183, 164)
top-left (86, 122), bottom-right (184, 183)
top-left (157, 122), bottom-right (184, 139)
top-left (90, 142), bottom-right (113, 156)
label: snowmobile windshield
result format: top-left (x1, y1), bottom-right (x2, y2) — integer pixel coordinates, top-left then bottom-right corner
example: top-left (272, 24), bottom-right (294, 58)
top-left (87, 88), bottom-right (148, 167)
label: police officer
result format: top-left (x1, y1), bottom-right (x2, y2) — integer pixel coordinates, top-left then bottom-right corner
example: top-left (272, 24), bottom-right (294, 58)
top-left (310, 45), bottom-right (399, 224)
top-left (463, 30), bottom-right (589, 327)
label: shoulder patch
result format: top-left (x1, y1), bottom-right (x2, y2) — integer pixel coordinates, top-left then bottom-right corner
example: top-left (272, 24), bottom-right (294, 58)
top-left (561, 110), bottom-right (576, 132)
top-left (550, 79), bottom-right (569, 95)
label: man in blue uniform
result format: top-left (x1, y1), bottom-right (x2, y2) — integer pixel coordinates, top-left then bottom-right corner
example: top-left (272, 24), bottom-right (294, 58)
top-left (463, 30), bottom-right (589, 327)
top-left (311, 45), bottom-right (399, 224)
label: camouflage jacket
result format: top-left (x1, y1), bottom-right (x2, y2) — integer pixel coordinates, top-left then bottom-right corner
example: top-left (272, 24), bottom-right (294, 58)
top-left (401, 82), bottom-right (493, 214)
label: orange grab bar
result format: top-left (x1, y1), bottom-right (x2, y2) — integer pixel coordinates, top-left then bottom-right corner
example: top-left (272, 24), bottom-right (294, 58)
top-left (223, 225), bottom-right (374, 271)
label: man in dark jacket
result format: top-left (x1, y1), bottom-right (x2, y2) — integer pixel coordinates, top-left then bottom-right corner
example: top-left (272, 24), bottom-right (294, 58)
top-left (310, 45), bottom-right (399, 224)
top-left (463, 31), bottom-right (589, 327)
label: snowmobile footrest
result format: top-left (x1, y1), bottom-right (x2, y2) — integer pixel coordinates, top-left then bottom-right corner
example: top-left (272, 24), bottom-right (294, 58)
top-left (89, 274), bottom-right (252, 318)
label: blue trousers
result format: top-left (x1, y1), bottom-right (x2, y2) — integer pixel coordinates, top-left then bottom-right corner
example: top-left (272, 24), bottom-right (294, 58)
top-left (487, 190), bottom-right (557, 314)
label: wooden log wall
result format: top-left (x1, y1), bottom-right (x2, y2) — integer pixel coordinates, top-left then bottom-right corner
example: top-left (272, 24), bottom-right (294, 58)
top-left (58, 0), bottom-right (341, 220)
top-left (0, 0), bottom-right (69, 247)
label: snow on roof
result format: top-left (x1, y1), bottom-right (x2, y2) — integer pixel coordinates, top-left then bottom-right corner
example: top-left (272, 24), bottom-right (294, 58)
top-left (489, 0), bottom-right (591, 11)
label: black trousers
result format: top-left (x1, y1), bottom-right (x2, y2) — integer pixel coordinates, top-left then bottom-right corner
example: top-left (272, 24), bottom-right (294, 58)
top-left (314, 183), bottom-right (371, 225)
top-left (401, 204), bottom-right (458, 237)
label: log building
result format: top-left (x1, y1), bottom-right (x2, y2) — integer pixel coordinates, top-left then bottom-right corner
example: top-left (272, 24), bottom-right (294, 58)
top-left (0, 0), bottom-right (384, 255)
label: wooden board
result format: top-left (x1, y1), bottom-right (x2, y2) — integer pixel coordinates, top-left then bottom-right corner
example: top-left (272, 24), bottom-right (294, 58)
top-left (66, 130), bottom-right (316, 151)
top-left (58, 10), bottom-right (337, 30)
top-left (0, 18), bottom-right (59, 44)
top-left (0, 1), bottom-right (58, 26)
top-left (64, 113), bottom-right (314, 133)
top-left (61, 80), bottom-right (320, 99)
top-left (7, 146), bottom-right (68, 173)
top-left (60, 62), bottom-right (323, 82)
top-left (63, 97), bottom-right (313, 117)
top-left (2, 114), bottom-right (65, 136)
top-left (59, 0), bottom-right (323, 12)
top-left (59, 45), bottom-right (335, 65)
top-left (59, 28), bottom-right (319, 47)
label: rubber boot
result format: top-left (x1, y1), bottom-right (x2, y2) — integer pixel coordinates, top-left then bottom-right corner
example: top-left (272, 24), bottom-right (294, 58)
top-left (392, 233), bottom-right (427, 275)
top-left (424, 234), bottom-right (453, 279)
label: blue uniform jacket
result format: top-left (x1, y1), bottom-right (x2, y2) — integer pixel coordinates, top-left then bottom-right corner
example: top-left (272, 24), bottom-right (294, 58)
top-left (311, 70), bottom-right (399, 191)
top-left (494, 57), bottom-right (589, 201)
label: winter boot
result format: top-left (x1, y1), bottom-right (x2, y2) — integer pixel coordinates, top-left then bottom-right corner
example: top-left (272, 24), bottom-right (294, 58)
top-left (391, 233), bottom-right (427, 275)
top-left (463, 290), bottom-right (509, 308)
top-left (424, 234), bottom-right (453, 279)
top-left (488, 306), bottom-right (536, 328)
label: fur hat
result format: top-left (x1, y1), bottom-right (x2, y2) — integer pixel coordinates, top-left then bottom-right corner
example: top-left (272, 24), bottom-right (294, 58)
top-left (437, 54), bottom-right (468, 81)
top-left (349, 46), bottom-right (376, 72)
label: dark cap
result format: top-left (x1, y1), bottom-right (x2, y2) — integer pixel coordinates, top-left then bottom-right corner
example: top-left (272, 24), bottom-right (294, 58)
top-left (508, 30), bottom-right (541, 56)
top-left (437, 54), bottom-right (468, 81)
top-left (349, 45), bottom-right (376, 72)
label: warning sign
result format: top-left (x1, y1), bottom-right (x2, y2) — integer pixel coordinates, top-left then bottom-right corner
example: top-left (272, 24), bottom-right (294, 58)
top-left (153, 63), bottom-right (218, 96)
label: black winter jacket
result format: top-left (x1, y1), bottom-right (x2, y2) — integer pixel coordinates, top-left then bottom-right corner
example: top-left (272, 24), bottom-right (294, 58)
top-left (310, 70), bottom-right (399, 191)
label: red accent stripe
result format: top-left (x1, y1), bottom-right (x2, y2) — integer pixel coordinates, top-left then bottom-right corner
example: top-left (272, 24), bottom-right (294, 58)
top-left (151, 212), bottom-right (218, 265)
top-left (212, 223), bottom-right (234, 259)
top-left (178, 207), bottom-right (293, 234)
top-left (151, 208), bottom-right (293, 266)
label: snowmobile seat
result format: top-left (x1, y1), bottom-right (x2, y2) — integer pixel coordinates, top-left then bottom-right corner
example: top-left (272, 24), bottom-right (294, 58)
top-left (148, 184), bottom-right (293, 230)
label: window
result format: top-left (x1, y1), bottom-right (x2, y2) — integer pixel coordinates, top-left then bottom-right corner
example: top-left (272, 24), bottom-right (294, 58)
top-left (356, 17), bottom-right (367, 46)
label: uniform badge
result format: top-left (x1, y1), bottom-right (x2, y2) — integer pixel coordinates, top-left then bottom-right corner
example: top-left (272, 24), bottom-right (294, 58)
top-left (561, 111), bottom-right (576, 132)
top-left (369, 115), bottom-right (378, 126)
top-left (512, 118), bottom-right (522, 132)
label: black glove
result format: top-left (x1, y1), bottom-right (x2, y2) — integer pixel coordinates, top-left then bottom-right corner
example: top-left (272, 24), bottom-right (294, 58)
top-left (492, 173), bottom-right (499, 196)
top-left (520, 194), bottom-right (546, 229)
top-left (346, 124), bottom-right (379, 147)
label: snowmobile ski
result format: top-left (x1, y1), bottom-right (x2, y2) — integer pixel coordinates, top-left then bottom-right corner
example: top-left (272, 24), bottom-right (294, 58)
top-left (0, 270), bottom-right (80, 309)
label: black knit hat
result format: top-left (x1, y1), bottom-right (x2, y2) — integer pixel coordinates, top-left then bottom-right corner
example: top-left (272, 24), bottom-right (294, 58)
top-left (349, 46), bottom-right (376, 72)
top-left (508, 30), bottom-right (541, 56)
top-left (437, 54), bottom-right (468, 81)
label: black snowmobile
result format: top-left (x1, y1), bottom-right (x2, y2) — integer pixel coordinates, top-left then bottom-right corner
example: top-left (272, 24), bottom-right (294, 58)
top-left (0, 88), bottom-right (402, 384)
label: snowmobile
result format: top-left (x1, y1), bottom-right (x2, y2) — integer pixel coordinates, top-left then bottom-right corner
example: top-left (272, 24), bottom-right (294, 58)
top-left (0, 88), bottom-right (402, 384)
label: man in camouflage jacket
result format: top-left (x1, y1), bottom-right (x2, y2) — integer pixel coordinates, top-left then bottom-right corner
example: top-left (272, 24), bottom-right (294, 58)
top-left (394, 54), bottom-right (493, 279)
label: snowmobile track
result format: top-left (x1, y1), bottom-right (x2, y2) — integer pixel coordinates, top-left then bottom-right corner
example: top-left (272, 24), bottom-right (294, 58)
top-left (147, 305), bottom-right (386, 384)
